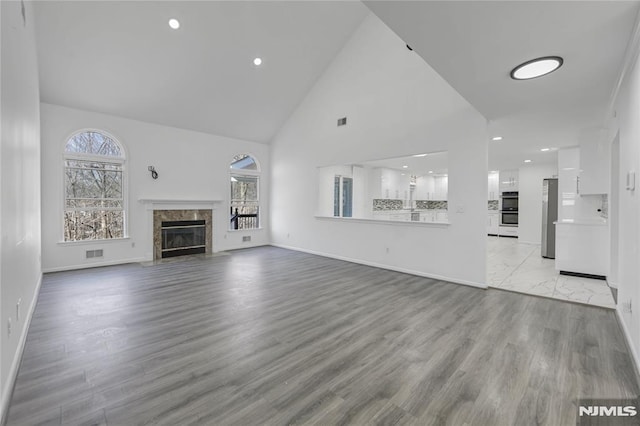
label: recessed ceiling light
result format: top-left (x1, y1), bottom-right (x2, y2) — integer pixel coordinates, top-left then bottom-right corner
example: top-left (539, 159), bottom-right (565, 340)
top-left (511, 56), bottom-right (563, 80)
top-left (524, 159), bottom-right (532, 163)
top-left (412, 154), bottom-right (428, 157)
top-left (540, 148), bottom-right (550, 152)
top-left (253, 57), bottom-right (262, 66)
top-left (402, 165), bottom-right (408, 168)
top-left (428, 171), bottom-right (433, 174)
top-left (168, 18), bottom-right (180, 30)
top-left (492, 136), bottom-right (503, 141)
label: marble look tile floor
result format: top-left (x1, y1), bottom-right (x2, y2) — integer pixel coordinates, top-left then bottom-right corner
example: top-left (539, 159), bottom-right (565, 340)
top-left (487, 236), bottom-right (615, 309)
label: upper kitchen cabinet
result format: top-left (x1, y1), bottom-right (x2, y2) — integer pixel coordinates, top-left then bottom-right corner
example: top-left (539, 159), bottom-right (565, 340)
top-left (488, 171), bottom-right (499, 200)
top-left (415, 175), bottom-right (435, 200)
top-left (499, 170), bottom-right (519, 191)
top-left (579, 138), bottom-right (610, 195)
top-left (433, 175), bottom-right (448, 200)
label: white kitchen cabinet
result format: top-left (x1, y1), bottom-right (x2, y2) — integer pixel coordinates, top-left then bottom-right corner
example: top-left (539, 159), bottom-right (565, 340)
top-left (487, 211), bottom-right (499, 235)
top-left (415, 175), bottom-right (434, 200)
top-left (499, 170), bottom-right (519, 192)
top-left (558, 148), bottom-right (579, 220)
top-left (488, 172), bottom-right (499, 200)
top-left (555, 221), bottom-right (608, 276)
top-left (433, 176), bottom-right (448, 200)
top-left (498, 226), bottom-right (518, 237)
top-left (579, 138), bottom-right (609, 195)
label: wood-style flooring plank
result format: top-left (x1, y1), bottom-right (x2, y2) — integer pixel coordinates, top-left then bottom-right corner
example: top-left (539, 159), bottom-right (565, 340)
top-left (5, 246), bottom-right (638, 425)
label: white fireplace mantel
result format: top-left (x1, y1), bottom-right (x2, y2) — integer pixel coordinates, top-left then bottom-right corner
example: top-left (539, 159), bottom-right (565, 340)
top-left (139, 198), bottom-right (223, 211)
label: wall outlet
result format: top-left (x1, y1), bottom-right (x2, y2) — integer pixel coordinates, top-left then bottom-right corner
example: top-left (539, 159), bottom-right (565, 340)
top-left (131, 242), bottom-right (135, 248)
top-left (16, 298), bottom-right (21, 322)
top-left (7, 317), bottom-right (12, 337)
top-left (623, 299), bottom-right (633, 314)
top-left (385, 247), bottom-right (390, 254)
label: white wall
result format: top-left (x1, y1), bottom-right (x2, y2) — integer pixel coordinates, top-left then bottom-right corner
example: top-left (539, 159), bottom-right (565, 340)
top-left (1, 1), bottom-right (42, 420)
top-left (612, 40), bottom-right (640, 373)
top-left (270, 14), bottom-right (488, 287)
top-left (518, 163), bottom-right (558, 244)
top-left (40, 103), bottom-right (270, 271)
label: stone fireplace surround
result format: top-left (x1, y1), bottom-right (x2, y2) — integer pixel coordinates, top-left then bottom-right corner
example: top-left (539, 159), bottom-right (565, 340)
top-left (153, 209), bottom-right (212, 260)
top-left (140, 199), bottom-right (221, 261)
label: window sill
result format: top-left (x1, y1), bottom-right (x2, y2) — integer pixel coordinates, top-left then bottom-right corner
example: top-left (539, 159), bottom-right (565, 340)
top-left (57, 237), bottom-right (131, 246)
top-left (315, 216), bottom-right (450, 227)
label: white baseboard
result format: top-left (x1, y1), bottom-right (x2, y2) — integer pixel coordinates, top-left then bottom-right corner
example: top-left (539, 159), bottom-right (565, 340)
top-left (1, 273), bottom-right (43, 425)
top-left (270, 243), bottom-right (487, 289)
top-left (42, 257), bottom-right (148, 273)
top-left (517, 240), bottom-right (541, 246)
top-left (615, 306), bottom-right (640, 387)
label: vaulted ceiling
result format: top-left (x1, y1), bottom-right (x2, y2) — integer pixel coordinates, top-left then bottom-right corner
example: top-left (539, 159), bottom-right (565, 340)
top-left (34, 1), bottom-right (640, 170)
top-left (365, 1), bottom-right (640, 169)
top-left (34, 1), bottom-right (368, 143)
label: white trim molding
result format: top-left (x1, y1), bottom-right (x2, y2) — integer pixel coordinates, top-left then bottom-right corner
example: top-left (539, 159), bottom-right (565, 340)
top-left (138, 199), bottom-right (223, 211)
top-left (1, 274), bottom-right (43, 425)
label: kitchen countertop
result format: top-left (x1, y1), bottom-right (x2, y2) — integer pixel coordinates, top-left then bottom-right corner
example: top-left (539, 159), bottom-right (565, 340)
top-left (554, 218), bottom-right (607, 226)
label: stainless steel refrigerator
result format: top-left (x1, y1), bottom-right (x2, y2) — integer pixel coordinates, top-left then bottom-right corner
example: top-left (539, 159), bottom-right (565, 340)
top-left (541, 178), bottom-right (558, 258)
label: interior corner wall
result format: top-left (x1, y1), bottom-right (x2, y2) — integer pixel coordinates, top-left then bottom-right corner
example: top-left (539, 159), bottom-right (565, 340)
top-left (1, 0), bottom-right (42, 420)
top-left (40, 103), bottom-right (270, 272)
top-left (612, 42), bottom-right (640, 370)
top-left (518, 163), bottom-right (558, 245)
top-left (269, 13), bottom-right (488, 287)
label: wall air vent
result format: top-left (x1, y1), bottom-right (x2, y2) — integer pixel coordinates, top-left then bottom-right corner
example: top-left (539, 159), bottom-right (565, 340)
top-left (86, 249), bottom-right (104, 259)
top-left (242, 236), bottom-right (251, 242)
top-left (337, 117), bottom-right (347, 127)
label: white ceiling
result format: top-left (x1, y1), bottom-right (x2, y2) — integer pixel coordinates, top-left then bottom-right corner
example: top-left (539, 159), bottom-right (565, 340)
top-left (365, 1), bottom-right (640, 170)
top-left (34, 1), bottom-right (640, 170)
top-left (34, 1), bottom-right (368, 143)
top-left (362, 151), bottom-right (449, 176)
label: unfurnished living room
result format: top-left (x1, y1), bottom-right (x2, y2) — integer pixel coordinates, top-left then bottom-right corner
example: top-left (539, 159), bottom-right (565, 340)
top-left (3, 1), bottom-right (640, 425)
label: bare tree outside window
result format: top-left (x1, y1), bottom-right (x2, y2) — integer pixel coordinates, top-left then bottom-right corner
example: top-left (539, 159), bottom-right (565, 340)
top-left (64, 131), bottom-right (125, 241)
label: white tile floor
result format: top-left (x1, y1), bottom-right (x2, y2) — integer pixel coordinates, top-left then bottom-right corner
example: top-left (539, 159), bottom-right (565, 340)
top-left (487, 236), bottom-right (615, 309)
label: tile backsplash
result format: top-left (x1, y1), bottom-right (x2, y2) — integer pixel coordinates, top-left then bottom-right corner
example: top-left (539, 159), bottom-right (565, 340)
top-left (373, 199), bottom-right (449, 210)
top-left (373, 199), bottom-right (404, 211)
top-left (416, 200), bottom-right (448, 210)
top-left (488, 200), bottom-right (499, 210)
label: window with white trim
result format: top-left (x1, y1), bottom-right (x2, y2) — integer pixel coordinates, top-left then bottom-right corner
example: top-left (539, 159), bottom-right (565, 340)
top-left (230, 154), bottom-right (260, 230)
top-left (64, 131), bottom-right (126, 241)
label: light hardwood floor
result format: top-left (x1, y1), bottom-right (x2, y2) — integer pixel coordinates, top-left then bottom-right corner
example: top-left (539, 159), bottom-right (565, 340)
top-left (5, 246), bottom-right (638, 425)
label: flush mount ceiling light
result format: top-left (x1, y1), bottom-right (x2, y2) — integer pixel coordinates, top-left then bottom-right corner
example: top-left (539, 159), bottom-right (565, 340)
top-left (541, 148), bottom-right (550, 152)
top-left (402, 165), bottom-right (408, 169)
top-left (412, 154), bottom-right (428, 157)
top-left (253, 57), bottom-right (262, 66)
top-left (492, 136), bottom-right (503, 141)
top-left (428, 171), bottom-right (433, 174)
top-left (524, 159), bottom-right (532, 163)
top-left (168, 18), bottom-right (180, 29)
top-left (511, 56), bottom-right (563, 80)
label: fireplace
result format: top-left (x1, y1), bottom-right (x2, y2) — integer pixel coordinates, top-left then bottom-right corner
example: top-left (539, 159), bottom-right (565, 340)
top-left (153, 209), bottom-right (212, 260)
top-left (161, 220), bottom-right (206, 258)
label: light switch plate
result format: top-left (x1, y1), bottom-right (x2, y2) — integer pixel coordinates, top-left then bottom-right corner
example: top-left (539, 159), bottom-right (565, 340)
top-left (627, 171), bottom-right (636, 191)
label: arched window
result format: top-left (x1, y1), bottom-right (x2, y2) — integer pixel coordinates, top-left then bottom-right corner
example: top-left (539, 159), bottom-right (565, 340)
top-left (230, 154), bottom-right (260, 230)
top-left (64, 131), bottom-right (126, 241)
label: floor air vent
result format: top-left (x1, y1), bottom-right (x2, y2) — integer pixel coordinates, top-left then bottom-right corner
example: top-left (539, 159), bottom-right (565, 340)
top-left (86, 249), bottom-right (104, 259)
